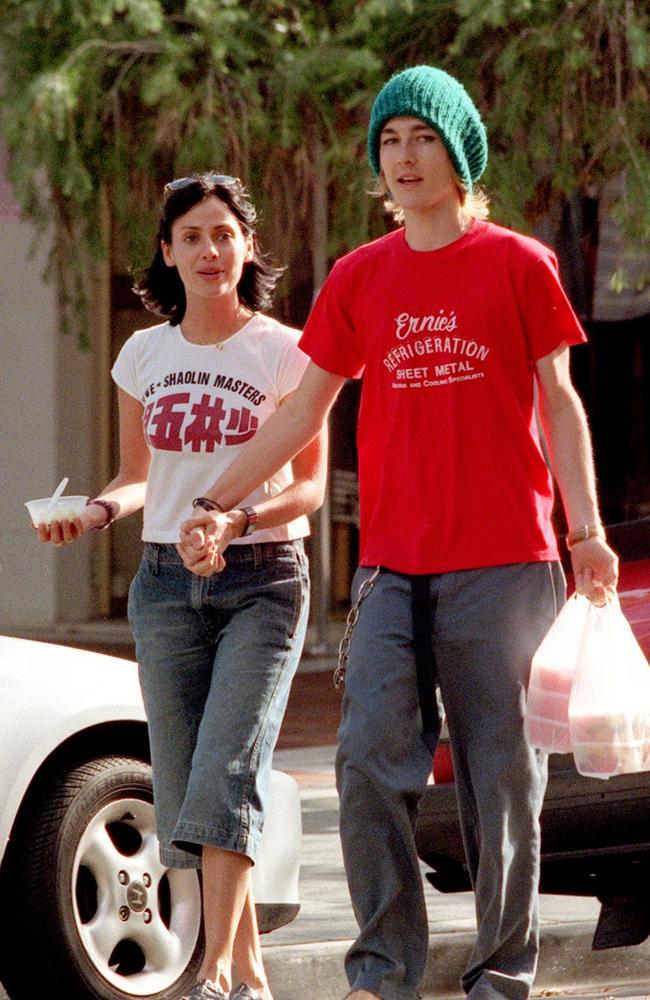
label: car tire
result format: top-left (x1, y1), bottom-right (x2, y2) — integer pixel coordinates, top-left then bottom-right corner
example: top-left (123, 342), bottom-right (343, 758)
top-left (0, 754), bottom-right (203, 1000)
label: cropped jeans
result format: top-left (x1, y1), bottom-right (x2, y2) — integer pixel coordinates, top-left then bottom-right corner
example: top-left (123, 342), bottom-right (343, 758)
top-left (336, 561), bottom-right (565, 1000)
top-left (128, 540), bottom-right (309, 867)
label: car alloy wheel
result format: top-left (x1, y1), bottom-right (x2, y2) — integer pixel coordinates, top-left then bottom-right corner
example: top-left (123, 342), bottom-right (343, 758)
top-left (72, 792), bottom-right (202, 995)
top-left (0, 754), bottom-right (203, 1000)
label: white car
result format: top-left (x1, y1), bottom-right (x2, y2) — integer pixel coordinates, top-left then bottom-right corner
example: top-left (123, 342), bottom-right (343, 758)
top-left (0, 636), bottom-right (302, 1000)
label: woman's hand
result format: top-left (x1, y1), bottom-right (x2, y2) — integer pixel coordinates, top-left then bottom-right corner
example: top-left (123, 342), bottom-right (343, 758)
top-left (176, 508), bottom-right (247, 577)
top-left (34, 505), bottom-right (108, 546)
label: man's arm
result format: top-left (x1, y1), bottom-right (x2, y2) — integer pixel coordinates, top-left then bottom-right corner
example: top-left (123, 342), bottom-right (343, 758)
top-left (179, 361), bottom-right (346, 554)
top-left (178, 427), bottom-right (328, 575)
top-left (535, 343), bottom-right (618, 604)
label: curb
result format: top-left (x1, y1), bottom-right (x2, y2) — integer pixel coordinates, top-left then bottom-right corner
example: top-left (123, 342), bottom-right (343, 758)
top-left (263, 923), bottom-right (650, 999)
top-left (534, 923), bottom-right (650, 994)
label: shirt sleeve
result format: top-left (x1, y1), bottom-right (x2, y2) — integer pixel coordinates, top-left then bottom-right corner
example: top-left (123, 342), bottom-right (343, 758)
top-left (299, 259), bottom-right (366, 378)
top-left (111, 333), bottom-right (141, 401)
top-left (276, 334), bottom-right (310, 400)
top-left (522, 251), bottom-right (588, 360)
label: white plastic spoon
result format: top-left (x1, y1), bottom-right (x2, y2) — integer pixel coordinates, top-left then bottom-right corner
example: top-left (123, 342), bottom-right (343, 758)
top-left (44, 476), bottom-right (69, 519)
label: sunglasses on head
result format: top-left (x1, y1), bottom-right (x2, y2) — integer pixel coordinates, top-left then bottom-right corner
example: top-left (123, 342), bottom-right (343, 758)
top-left (163, 173), bottom-right (241, 197)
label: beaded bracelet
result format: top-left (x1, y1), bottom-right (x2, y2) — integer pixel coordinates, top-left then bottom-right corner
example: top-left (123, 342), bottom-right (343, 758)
top-left (86, 498), bottom-right (116, 532)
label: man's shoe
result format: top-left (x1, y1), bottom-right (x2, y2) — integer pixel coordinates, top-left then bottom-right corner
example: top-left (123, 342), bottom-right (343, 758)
top-left (182, 980), bottom-right (229, 1000)
top-left (230, 985), bottom-right (265, 1000)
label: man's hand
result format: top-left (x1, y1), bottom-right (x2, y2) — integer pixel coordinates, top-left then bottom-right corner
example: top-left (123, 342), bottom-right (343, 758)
top-left (176, 508), bottom-right (246, 577)
top-left (176, 525), bottom-right (227, 576)
top-left (570, 536), bottom-right (619, 606)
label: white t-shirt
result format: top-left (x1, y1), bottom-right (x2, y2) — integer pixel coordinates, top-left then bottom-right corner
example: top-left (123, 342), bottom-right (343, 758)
top-left (112, 315), bottom-right (310, 543)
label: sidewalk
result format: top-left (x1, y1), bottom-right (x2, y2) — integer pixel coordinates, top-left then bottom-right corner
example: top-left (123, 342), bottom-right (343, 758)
top-left (269, 670), bottom-right (650, 1000)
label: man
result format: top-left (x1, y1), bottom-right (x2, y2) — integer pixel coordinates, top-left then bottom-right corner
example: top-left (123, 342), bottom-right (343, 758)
top-left (179, 66), bottom-right (618, 1000)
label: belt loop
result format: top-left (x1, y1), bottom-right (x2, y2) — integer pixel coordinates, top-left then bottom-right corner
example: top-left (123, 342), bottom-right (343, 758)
top-left (253, 543), bottom-right (262, 569)
top-left (152, 543), bottom-right (160, 575)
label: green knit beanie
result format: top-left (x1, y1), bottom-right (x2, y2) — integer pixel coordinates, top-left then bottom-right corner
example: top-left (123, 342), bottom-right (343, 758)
top-left (367, 66), bottom-right (488, 192)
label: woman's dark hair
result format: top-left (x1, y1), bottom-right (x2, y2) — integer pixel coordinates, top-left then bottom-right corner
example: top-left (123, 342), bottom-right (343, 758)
top-left (134, 173), bottom-right (283, 324)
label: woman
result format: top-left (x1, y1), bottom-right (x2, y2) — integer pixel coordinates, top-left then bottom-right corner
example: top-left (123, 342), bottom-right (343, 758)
top-left (36, 172), bottom-right (327, 1000)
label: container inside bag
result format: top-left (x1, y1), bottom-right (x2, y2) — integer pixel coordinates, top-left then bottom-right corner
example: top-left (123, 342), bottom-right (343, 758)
top-left (525, 594), bottom-right (590, 754)
top-left (569, 596), bottom-right (650, 779)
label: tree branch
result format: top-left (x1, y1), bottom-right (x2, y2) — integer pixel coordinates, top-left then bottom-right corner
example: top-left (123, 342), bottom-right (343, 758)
top-left (60, 38), bottom-right (163, 73)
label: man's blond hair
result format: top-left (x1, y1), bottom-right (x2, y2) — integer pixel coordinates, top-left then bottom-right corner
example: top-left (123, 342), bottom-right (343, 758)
top-left (371, 172), bottom-right (490, 225)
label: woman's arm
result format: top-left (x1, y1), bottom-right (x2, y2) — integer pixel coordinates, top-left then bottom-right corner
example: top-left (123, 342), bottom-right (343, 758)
top-left (535, 343), bottom-right (618, 603)
top-left (37, 389), bottom-right (150, 545)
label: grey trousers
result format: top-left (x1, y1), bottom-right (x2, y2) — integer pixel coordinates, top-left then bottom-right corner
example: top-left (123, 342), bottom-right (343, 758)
top-left (336, 562), bottom-right (565, 1000)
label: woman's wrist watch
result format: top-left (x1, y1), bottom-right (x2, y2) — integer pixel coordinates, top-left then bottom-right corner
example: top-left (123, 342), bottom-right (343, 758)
top-left (238, 506), bottom-right (258, 536)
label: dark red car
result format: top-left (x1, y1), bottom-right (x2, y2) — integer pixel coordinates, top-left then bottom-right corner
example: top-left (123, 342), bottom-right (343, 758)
top-left (414, 517), bottom-right (650, 951)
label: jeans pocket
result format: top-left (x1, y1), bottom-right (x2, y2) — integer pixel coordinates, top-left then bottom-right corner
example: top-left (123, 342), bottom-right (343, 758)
top-left (127, 549), bottom-right (164, 633)
top-left (261, 545), bottom-right (308, 641)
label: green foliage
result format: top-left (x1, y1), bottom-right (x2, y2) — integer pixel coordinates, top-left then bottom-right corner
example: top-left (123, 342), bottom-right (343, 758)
top-left (0, 0), bottom-right (399, 336)
top-left (446, 0), bottom-right (650, 243)
top-left (0, 0), bottom-right (647, 343)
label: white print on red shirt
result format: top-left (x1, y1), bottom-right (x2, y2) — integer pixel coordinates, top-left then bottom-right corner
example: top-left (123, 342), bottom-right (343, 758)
top-left (383, 312), bottom-right (491, 390)
top-left (382, 318), bottom-right (491, 393)
top-left (391, 366), bottom-right (485, 389)
top-left (394, 309), bottom-right (458, 339)
top-left (143, 392), bottom-right (259, 452)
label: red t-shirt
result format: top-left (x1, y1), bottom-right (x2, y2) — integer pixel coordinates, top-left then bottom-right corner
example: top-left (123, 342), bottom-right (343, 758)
top-left (299, 220), bottom-right (587, 575)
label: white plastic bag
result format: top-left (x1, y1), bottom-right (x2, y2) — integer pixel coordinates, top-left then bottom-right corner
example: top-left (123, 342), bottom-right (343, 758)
top-left (525, 594), bottom-right (591, 754)
top-left (568, 595), bottom-right (650, 779)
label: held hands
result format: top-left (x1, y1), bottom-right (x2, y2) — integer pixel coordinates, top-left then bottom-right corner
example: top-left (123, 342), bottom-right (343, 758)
top-left (570, 535), bottom-right (619, 607)
top-left (176, 508), bottom-right (246, 577)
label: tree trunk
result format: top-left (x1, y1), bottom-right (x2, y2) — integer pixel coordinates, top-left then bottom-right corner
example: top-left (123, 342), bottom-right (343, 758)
top-left (309, 136), bottom-right (332, 653)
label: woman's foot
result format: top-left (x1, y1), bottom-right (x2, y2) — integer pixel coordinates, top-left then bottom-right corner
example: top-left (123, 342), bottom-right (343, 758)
top-left (230, 985), bottom-right (272, 1000)
top-left (182, 979), bottom-right (229, 1000)
top-left (345, 992), bottom-right (382, 999)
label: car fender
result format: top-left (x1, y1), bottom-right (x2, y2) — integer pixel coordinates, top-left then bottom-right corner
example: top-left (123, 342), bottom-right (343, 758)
top-left (0, 636), bottom-right (302, 908)
top-left (0, 636), bottom-right (146, 861)
top-left (254, 768), bottom-right (301, 905)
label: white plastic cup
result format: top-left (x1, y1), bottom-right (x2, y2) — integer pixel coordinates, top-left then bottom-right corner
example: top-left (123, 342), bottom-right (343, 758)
top-left (25, 495), bottom-right (89, 526)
